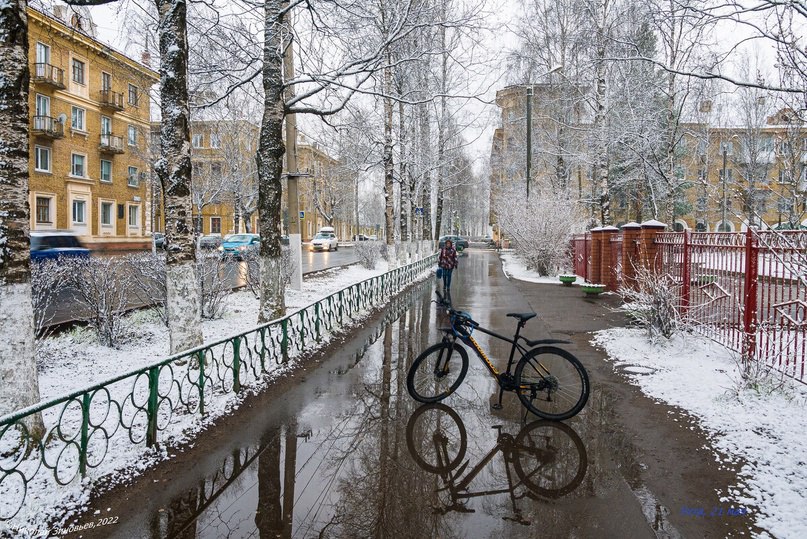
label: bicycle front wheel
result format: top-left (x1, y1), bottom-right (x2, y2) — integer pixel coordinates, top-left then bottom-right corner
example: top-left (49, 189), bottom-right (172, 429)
top-left (514, 346), bottom-right (589, 420)
top-left (407, 341), bottom-right (469, 403)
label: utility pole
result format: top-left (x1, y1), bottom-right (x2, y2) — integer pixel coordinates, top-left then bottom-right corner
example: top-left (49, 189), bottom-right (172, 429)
top-left (284, 10), bottom-right (303, 290)
top-left (721, 146), bottom-right (727, 231)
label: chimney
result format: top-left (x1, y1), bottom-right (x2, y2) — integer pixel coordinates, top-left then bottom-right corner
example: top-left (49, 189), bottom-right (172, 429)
top-left (141, 51), bottom-right (151, 67)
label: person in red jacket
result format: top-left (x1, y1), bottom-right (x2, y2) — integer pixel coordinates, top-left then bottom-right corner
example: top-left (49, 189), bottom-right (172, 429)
top-left (438, 239), bottom-right (458, 292)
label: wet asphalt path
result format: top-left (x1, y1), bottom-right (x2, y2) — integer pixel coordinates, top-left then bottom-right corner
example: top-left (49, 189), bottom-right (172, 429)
top-left (64, 250), bottom-right (753, 538)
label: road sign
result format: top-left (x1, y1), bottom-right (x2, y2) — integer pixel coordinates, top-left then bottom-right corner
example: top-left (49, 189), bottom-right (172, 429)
top-left (299, 211), bottom-right (305, 219)
top-left (415, 207), bottom-right (424, 216)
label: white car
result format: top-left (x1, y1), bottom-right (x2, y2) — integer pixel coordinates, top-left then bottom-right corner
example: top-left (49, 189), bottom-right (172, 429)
top-left (310, 232), bottom-right (338, 251)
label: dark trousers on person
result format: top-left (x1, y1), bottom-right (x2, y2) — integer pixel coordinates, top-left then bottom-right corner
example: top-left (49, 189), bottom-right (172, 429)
top-left (442, 268), bottom-right (453, 290)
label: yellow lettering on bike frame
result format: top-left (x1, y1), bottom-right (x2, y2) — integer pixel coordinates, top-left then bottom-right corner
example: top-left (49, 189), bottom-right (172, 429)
top-left (468, 336), bottom-right (499, 375)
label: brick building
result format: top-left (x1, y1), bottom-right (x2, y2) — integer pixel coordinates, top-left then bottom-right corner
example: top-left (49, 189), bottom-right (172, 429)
top-left (27, 6), bottom-right (159, 250)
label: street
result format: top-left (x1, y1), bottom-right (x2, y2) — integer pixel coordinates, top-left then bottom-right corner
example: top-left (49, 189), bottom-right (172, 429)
top-left (43, 246), bottom-right (359, 327)
top-left (60, 250), bottom-right (756, 538)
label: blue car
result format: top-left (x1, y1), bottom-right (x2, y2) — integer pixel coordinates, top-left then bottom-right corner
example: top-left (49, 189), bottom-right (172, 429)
top-left (219, 233), bottom-right (260, 259)
top-left (30, 232), bottom-right (90, 262)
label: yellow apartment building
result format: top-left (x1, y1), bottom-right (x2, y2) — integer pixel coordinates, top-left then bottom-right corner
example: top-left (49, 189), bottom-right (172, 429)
top-left (27, 5), bottom-right (158, 250)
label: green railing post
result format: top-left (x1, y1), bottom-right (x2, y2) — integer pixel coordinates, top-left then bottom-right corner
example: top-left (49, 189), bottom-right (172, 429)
top-left (79, 392), bottom-right (90, 476)
top-left (338, 290), bottom-right (344, 325)
top-left (146, 366), bottom-right (159, 447)
top-left (258, 327), bottom-right (267, 372)
top-left (197, 351), bottom-right (206, 416)
top-left (232, 337), bottom-right (242, 393)
top-left (281, 318), bottom-right (289, 363)
top-left (315, 302), bottom-right (321, 343)
top-left (299, 311), bottom-right (306, 348)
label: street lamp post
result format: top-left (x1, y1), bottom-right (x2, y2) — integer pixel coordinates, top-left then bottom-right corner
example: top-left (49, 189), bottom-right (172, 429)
top-left (525, 65), bottom-right (562, 199)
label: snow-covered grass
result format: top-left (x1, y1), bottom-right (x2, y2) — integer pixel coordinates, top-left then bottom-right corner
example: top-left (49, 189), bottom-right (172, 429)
top-left (593, 328), bottom-right (807, 538)
top-left (500, 252), bottom-right (585, 285)
top-left (2, 258), bottom-right (429, 537)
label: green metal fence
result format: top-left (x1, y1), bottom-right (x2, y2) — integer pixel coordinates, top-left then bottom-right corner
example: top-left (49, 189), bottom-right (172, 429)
top-left (0, 253), bottom-right (436, 523)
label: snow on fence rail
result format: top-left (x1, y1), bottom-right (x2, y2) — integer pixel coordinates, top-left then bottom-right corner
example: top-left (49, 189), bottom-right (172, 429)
top-left (572, 226), bottom-right (807, 382)
top-left (0, 254), bottom-right (437, 524)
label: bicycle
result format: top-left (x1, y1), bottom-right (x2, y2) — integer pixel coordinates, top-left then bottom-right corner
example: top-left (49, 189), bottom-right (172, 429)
top-left (406, 294), bottom-right (590, 420)
top-left (405, 404), bottom-right (588, 523)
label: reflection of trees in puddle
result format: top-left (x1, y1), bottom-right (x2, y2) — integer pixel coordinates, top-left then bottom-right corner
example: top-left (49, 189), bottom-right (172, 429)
top-left (405, 403), bottom-right (588, 527)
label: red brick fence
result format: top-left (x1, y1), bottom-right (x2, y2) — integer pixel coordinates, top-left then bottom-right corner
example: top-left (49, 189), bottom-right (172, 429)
top-left (572, 221), bottom-right (807, 382)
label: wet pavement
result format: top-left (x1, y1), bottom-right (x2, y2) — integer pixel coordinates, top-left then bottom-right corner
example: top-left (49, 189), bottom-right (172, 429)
top-left (65, 250), bottom-right (755, 538)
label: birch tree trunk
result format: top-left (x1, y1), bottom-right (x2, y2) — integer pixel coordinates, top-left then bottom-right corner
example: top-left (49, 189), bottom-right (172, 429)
top-left (591, 0), bottom-right (611, 226)
top-left (419, 100), bottom-right (433, 241)
top-left (382, 37), bottom-right (396, 264)
top-left (157, 0), bottom-right (204, 354)
top-left (433, 8), bottom-right (448, 240)
top-left (0, 0), bottom-right (44, 433)
top-left (256, 0), bottom-right (287, 322)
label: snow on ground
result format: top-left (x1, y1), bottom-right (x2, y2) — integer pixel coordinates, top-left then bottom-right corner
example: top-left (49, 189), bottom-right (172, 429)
top-left (593, 328), bottom-right (807, 539)
top-left (2, 260), bottom-right (402, 537)
top-left (499, 252), bottom-right (585, 285)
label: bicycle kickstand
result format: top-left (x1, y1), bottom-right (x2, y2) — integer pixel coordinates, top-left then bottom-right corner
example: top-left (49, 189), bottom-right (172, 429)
top-left (491, 387), bottom-right (505, 410)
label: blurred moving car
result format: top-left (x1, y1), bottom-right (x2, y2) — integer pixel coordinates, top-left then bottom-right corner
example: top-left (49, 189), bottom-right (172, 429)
top-left (153, 232), bottom-right (166, 250)
top-left (220, 233), bottom-right (260, 259)
top-left (198, 235), bottom-right (223, 250)
top-left (353, 234), bottom-right (368, 241)
top-left (311, 227), bottom-right (338, 252)
top-left (30, 232), bottom-right (90, 262)
top-left (438, 235), bottom-right (469, 250)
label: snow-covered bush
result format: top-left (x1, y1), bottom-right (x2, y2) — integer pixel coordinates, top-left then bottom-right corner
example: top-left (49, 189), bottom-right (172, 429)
top-left (354, 241), bottom-right (383, 269)
top-left (619, 264), bottom-right (680, 340)
top-left (30, 259), bottom-right (68, 335)
top-left (197, 252), bottom-right (230, 319)
top-left (62, 257), bottom-right (134, 347)
top-left (126, 253), bottom-right (168, 326)
top-left (492, 183), bottom-right (585, 276)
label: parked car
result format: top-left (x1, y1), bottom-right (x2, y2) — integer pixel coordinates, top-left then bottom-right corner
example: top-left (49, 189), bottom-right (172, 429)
top-left (310, 231), bottom-right (339, 251)
top-left (354, 234), bottom-right (369, 241)
top-left (219, 233), bottom-right (260, 259)
top-left (368, 234), bottom-right (378, 241)
top-left (281, 235), bottom-right (290, 246)
top-left (30, 232), bottom-right (90, 262)
top-left (153, 232), bottom-right (166, 250)
top-left (439, 235), bottom-right (469, 250)
top-left (198, 235), bottom-right (222, 250)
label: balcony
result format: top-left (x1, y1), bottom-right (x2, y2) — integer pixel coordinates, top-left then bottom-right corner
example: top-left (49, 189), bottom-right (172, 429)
top-left (99, 134), bottom-right (125, 154)
top-left (31, 63), bottom-right (66, 89)
top-left (99, 89), bottom-right (125, 111)
top-left (32, 116), bottom-right (65, 139)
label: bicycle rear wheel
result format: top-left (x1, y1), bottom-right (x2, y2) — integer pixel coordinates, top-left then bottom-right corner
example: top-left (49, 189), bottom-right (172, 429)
top-left (514, 346), bottom-right (589, 420)
top-left (407, 341), bottom-right (469, 403)
top-left (513, 420), bottom-right (588, 498)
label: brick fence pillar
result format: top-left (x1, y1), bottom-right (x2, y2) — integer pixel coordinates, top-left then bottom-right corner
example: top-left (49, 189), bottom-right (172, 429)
top-left (639, 220), bottom-right (668, 273)
top-left (620, 222), bottom-right (642, 290)
top-left (589, 227), bottom-right (603, 284)
top-left (600, 226), bottom-right (620, 291)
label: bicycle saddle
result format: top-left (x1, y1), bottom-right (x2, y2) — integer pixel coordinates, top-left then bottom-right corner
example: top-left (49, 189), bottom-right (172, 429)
top-left (506, 312), bottom-right (536, 321)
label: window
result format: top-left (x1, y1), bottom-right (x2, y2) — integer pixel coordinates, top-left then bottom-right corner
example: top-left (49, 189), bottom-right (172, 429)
top-left (72, 59), bottom-right (85, 84)
top-left (128, 84), bottom-right (138, 106)
top-left (100, 160), bottom-right (112, 183)
top-left (128, 205), bottom-right (139, 227)
top-left (35, 94), bottom-right (50, 116)
top-left (35, 146), bottom-right (51, 172)
top-left (211, 163), bottom-right (222, 177)
top-left (779, 169), bottom-right (791, 185)
top-left (72, 200), bottom-right (86, 224)
top-left (719, 141), bottom-right (734, 156)
top-left (211, 216), bottom-right (221, 234)
top-left (35, 42), bottom-right (50, 65)
top-left (210, 133), bottom-right (221, 148)
top-left (100, 116), bottom-right (111, 136)
top-left (128, 166), bottom-right (139, 187)
top-left (719, 169), bottom-right (733, 184)
top-left (696, 196), bottom-right (708, 212)
top-left (192, 134), bottom-right (203, 148)
top-left (71, 106), bottom-right (86, 131)
top-left (778, 141), bottom-right (792, 156)
top-left (71, 154), bottom-right (86, 177)
top-left (760, 136), bottom-right (774, 153)
top-left (128, 125), bottom-right (137, 146)
top-left (101, 201), bottom-right (113, 226)
top-left (101, 72), bottom-right (111, 91)
top-left (36, 197), bottom-right (51, 224)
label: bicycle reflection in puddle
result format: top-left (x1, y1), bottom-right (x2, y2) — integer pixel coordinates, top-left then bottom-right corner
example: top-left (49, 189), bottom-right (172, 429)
top-left (406, 403), bottom-right (588, 526)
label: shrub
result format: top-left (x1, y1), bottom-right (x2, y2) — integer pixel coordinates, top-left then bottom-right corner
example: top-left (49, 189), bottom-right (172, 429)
top-left (619, 264), bottom-right (680, 340)
top-left (355, 241), bottom-right (383, 269)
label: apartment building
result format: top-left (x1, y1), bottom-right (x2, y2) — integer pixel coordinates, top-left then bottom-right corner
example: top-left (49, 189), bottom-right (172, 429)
top-left (27, 6), bottom-right (158, 250)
